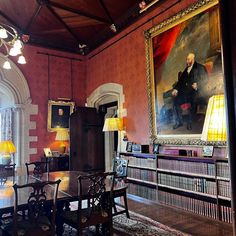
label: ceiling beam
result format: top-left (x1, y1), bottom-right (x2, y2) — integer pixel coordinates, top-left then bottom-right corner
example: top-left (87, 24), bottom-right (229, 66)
top-left (0, 10), bottom-right (23, 33)
top-left (99, 0), bottom-right (114, 24)
top-left (46, 4), bottom-right (85, 46)
top-left (24, 4), bottom-right (42, 33)
top-left (48, 0), bottom-right (109, 24)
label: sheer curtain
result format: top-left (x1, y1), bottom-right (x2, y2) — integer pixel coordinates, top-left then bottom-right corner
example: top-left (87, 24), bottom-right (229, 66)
top-left (0, 108), bottom-right (13, 141)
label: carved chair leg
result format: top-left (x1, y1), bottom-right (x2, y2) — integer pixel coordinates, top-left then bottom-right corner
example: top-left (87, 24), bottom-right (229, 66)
top-left (123, 194), bottom-right (130, 218)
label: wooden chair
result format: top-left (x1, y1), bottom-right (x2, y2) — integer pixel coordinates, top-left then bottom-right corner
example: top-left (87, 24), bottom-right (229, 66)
top-left (61, 172), bottom-right (115, 236)
top-left (0, 164), bottom-right (15, 185)
top-left (112, 158), bottom-right (130, 218)
top-left (1, 179), bottom-right (61, 236)
top-left (25, 160), bottom-right (49, 176)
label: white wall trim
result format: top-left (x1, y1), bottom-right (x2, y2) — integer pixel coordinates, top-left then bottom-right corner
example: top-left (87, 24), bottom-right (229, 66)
top-left (0, 54), bottom-right (38, 167)
top-left (87, 83), bottom-right (127, 171)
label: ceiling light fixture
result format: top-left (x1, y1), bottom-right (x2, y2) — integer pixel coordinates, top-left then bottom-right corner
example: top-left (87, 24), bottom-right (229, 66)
top-left (139, 0), bottom-right (160, 13)
top-left (0, 23), bottom-right (27, 69)
top-left (110, 24), bottom-right (117, 33)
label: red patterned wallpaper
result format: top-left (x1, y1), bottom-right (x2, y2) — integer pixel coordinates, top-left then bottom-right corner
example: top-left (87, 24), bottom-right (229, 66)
top-left (16, 45), bottom-right (86, 161)
top-left (86, 0), bottom-right (197, 144)
top-left (10, 0), bottom-right (197, 161)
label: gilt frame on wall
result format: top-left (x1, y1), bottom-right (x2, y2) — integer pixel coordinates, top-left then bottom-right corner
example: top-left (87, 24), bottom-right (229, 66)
top-left (145, 0), bottom-right (225, 145)
top-left (47, 100), bottom-right (75, 132)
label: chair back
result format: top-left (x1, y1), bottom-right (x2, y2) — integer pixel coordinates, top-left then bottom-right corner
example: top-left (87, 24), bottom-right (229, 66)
top-left (0, 164), bottom-right (15, 184)
top-left (113, 158), bottom-right (129, 179)
top-left (25, 160), bottom-right (49, 176)
top-left (77, 172), bottom-right (115, 227)
top-left (13, 179), bottom-right (61, 234)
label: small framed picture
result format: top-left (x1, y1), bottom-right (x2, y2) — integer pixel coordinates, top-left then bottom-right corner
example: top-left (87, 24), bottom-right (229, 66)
top-left (126, 142), bottom-right (133, 152)
top-left (202, 146), bottom-right (214, 157)
top-left (44, 148), bottom-right (52, 157)
top-left (153, 143), bottom-right (160, 154)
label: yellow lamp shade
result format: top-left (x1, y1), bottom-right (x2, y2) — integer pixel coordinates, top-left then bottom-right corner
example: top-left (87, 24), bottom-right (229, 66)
top-left (0, 140), bottom-right (16, 154)
top-left (201, 94), bottom-right (226, 141)
top-left (55, 129), bottom-right (69, 141)
top-left (103, 118), bottom-right (123, 132)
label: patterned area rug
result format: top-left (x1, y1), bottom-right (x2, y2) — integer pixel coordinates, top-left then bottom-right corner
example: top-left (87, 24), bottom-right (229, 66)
top-left (63, 208), bottom-right (191, 236)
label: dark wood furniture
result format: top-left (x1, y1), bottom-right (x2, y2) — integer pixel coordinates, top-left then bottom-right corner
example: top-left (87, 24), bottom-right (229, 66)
top-left (70, 107), bottom-right (105, 172)
top-left (25, 161), bottom-right (49, 176)
top-left (121, 146), bottom-right (231, 223)
top-left (112, 158), bottom-right (130, 218)
top-left (61, 172), bottom-right (115, 235)
top-left (0, 164), bottom-right (15, 184)
top-left (1, 180), bottom-right (61, 236)
top-left (0, 171), bottom-right (127, 235)
top-left (41, 155), bottom-right (69, 172)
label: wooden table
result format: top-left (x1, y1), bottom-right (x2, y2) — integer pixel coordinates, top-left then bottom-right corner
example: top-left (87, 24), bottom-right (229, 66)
top-left (0, 171), bottom-right (127, 235)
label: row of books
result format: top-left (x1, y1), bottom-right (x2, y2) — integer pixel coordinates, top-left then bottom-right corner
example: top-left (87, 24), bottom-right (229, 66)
top-left (158, 159), bottom-right (215, 176)
top-left (158, 191), bottom-right (218, 219)
top-left (121, 155), bottom-right (156, 168)
top-left (127, 182), bottom-right (156, 201)
top-left (127, 168), bottom-right (156, 182)
top-left (216, 162), bottom-right (230, 178)
top-left (218, 180), bottom-right (231, 198)
top-left (220, 205), bottom-right (232, 223)
top-left (158, 173), bottom-right (217, 195)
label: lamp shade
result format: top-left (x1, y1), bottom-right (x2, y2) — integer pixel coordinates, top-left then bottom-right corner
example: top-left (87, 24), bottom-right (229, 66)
top-left (0, 140), bottom-right (16, 154)
top-left (55, 129), bottom-right (69, 141)
top-left (201, 94), bottom-right (226, 141)
top-left (103, 118), bottom-right (123, 132)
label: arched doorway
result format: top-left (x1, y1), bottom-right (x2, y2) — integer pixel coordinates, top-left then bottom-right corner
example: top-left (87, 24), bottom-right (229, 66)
top-left (0, 54), bottom-right (38, 168)
top-left (87, 83), bottom-right (127, 171)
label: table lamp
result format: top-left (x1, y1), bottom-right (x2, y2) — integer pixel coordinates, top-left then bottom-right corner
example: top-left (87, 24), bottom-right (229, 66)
top-left (55, 129), bottom-right (69, 154)
top-left (201, 94), bottom-right (226, 141)
top-left (0, 140), bottom-right (16, 164)
top-left (103, 117), bottom-right (124, 153)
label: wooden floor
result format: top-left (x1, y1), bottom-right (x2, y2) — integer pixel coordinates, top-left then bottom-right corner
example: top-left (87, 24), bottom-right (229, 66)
top-left (126, 194), bottom-right (233, 236)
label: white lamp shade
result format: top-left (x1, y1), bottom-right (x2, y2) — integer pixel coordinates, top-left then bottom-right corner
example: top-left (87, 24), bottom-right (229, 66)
top-left (103, 118), bottom-right (123, 131)
top-left (55, 129), bottom-right (69, 141)
top-left (201, 94), bottom-right (226, 141)
top-left (3, 61), bottom-right (11, 69)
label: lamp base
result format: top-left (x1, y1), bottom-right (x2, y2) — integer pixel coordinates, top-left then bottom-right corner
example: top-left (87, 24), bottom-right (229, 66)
top-left (59, 145), bottom-right (66, 154)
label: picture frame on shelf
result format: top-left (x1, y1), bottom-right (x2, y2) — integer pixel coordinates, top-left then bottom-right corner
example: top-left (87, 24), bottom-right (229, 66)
top-left (202, 146), bottom-right (214, 157)
top-left (145, 0), bottom-right (224, 145)
top-left (47, 100), bottom-right (75, 131)
top-left (126, 142), bottom-right (133, 152)
top-left (152, 143), bottom-right (160, 154)
top-left (43, 148), bottom-right (52, 157)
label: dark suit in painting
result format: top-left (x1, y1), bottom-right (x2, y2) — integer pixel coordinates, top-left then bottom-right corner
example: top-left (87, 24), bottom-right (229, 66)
top-left (173, 61), bottom-right (208, 130)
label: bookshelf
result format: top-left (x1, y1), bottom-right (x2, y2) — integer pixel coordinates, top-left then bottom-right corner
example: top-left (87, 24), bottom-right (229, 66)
top-left (120, 152), bottom-right (157, 201)
top-left (120, 146), bottom-right (231, 223)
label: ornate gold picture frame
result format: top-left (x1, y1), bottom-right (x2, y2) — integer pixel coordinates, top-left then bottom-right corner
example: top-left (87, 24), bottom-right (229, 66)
top-left (47, 100), bottom-right (75, 131)
top-left (145, 0), bottom-right (225, 145)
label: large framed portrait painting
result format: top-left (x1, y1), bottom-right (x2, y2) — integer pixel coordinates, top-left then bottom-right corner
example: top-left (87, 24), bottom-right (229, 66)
top-left (47, 100), bottom-right (75, 131)
top-left (145, 0), bottom-right (224, 144)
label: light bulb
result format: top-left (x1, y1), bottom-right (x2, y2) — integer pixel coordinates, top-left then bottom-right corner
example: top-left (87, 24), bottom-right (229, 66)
top-left (0, 28), bottom-right (8, 39)
top-left (9, 47), bottom-right (21, 56)
top-left (13, 39), bottom-right (23, 49)
top-left (3, 61), bottom-right (11, 69)
top-left (18, 55), bottom-right (26, 64)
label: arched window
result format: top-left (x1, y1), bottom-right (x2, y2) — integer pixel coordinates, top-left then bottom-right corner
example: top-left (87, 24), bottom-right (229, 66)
top-left (0, 54), bottom-right (38, 168)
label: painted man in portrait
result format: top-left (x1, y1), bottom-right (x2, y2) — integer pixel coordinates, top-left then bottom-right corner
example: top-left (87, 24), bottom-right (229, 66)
top-left (172, 53), bottom-right (208, 130)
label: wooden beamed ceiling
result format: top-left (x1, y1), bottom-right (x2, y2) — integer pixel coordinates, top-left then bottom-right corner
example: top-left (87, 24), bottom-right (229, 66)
top-left (0, 0), bottom-right (162, 54)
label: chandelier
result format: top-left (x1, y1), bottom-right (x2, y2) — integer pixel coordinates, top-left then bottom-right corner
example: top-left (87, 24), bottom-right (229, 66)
top-left (0, 23), bottom-right (27, 69)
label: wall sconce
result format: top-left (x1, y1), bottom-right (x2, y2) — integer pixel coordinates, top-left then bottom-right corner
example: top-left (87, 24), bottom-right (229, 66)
top-left (201, 94), bottom-right (226, 141)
